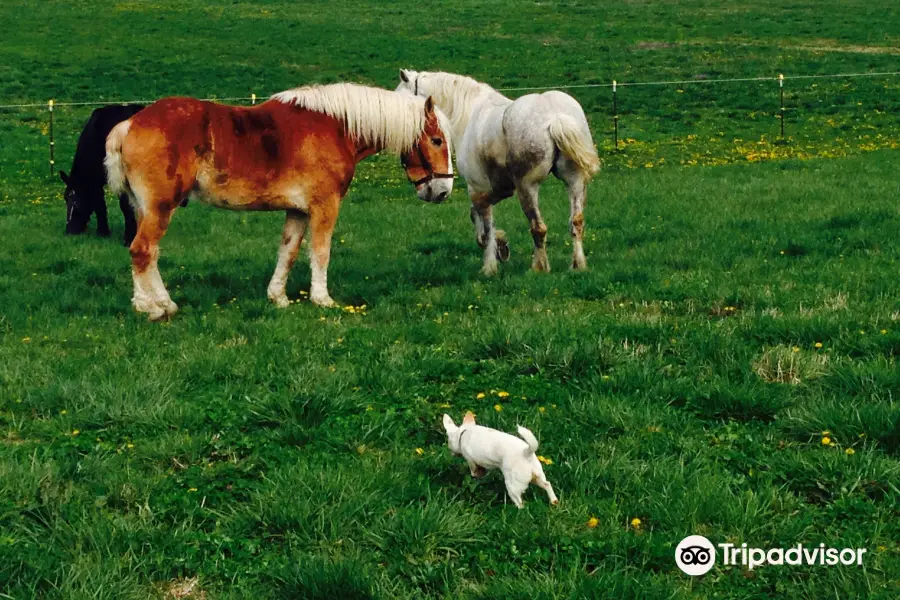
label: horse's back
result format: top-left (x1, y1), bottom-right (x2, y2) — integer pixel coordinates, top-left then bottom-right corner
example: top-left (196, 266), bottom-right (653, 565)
top-left (71, 104), bottom-right (145, 183)
top-left (123, 98), bottom-right (354, 211)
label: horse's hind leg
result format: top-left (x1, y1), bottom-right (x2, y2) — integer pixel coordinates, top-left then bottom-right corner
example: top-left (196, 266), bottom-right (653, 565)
top-left (555, 159), bottom-right (588, 270)
top-left (267, 209), bottom-right (309, 308)
top-left (308, 194), bottom-right (342, 308)
top-left (516, 181), bottom-right (550, 272)
top-left (120, 193), bottom-right (137, 246)
top-left (129, 194), bottom-right (177, 321)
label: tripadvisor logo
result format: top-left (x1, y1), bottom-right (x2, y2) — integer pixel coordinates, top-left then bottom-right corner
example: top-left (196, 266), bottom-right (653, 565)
top-left (675, 535), bottom-right (868, 576)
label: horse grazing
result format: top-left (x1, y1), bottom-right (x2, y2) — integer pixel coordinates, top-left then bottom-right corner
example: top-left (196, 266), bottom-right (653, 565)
top-left (397, 70), bottom-right (599, 275)
top-left (105, 83), bottom-right (453, 321)
top-left (61, 104), bottom-right (145, 244)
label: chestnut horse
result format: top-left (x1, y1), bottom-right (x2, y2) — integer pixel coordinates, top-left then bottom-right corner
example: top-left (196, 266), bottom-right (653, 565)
top-left (105, 84), bottom-right (454, 320)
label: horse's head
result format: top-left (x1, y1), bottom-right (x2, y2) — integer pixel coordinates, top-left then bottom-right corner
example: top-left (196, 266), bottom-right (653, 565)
top-left (401, 96), bottom-right (453, 204)
top-left (59, 171), bottom-right (91, 234)
top-left (397, 68), bottom-right (427, 98)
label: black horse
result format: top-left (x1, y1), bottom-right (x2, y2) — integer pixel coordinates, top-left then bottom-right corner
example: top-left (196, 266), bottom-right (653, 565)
top-left (60, 104), bottom-right (144, 245)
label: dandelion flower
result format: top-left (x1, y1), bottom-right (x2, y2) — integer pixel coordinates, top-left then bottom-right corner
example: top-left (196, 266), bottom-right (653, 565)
top-left (587, 517), bottom-right (599, 528)
top-left (821, 436), bottom-right (832, 445)
top-left (881, 329), bottom-right (888, 335)
top-left (538, 406), bottom-right (546, 414)
top-left (537, 455), bottom-right (552, 465)
top-left (814, 342), bottom-right (823, 348)
top-left (630, 518), bottom-right (642, 529)
top-left (497, 391), bottom-right (509, 398)
top-left (188, 488), bottom-right (198, 493)
top-left (71, 429), bottom-right (80, 436)
top-left (126, 443), bottom-right (134, 449)
top-left (845, 448), bottom-right (855, 455)
top-left (494, 404), bottom-right (503, 412)
top-left (21, 337), bottom-right (31, 343)
top-left (792, 346), bottom-right (800, 353)
top-left (415, 448), bottom-right (424, 456)
top-left (476, 392), bottom-right (486, 400)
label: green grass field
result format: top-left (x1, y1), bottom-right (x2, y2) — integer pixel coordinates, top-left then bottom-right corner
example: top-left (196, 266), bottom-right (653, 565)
top-left (1, 1), bottom-right (899, 598)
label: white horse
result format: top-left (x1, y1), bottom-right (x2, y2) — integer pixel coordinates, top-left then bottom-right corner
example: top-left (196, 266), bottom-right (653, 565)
top-left (397, 69), bottom-right (600, 275)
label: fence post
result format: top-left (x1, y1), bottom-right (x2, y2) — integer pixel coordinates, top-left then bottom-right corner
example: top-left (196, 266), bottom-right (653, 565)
top-left (48, 99), bottom-right (55, 178)
top-left (779, 73), bottom-right (785, 139)
top-left (612, 80), bottom-right (618, 151)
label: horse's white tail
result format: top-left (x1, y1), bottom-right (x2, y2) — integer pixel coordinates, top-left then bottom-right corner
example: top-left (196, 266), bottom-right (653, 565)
top-left (548, 114), bottom-right (600, 177)
top-left (104, 120), bottom-right (132, 195)
top-left (517, 425), bottom-right (539, 457)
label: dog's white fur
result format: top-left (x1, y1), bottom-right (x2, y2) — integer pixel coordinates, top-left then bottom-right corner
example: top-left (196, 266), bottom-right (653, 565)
top-left (442, 411), bottom-right (558, 508)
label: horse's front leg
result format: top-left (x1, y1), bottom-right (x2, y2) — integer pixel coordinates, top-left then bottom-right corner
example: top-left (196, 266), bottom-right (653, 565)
top-left (470, 190), bottom-right (507, 276)
top-left (95, 193), bottom-right (111, 237)
top-left (120, 193), bottom-right (138, 246)
top-left (308, 194), bottom-right (342, 307)
top-left (516, 182), bottom-right (550, 272)
top-left (267, 209), bottom-right (309, 308)
top-left (129, 201), bottom-right (177, 321)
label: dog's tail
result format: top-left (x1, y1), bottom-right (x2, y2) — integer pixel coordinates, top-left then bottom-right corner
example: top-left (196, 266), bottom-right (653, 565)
top-left (548, 114), bottom-right (600, 178)
top-left (104, 119), bottom-right (132, 196)
top-left (517, 426), bottom-right (539, 457)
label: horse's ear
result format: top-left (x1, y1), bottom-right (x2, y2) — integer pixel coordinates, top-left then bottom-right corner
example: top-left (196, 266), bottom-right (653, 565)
top-left (400, 68), bottom-right (410, 83)
top-left (59, 170), bottom-right (69, 185)
top-left (424, 96), bottom-right (435, 116)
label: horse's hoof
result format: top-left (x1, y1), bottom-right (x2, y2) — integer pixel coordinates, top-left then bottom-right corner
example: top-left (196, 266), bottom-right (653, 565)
top-left (495, 239), bottom-right (510, 263)
top-left (311, 294), bottom-right (337, 308)
top-left (268, 294), bottom-right (290, 308)
top-left (481, 261), bottom-right (499, 277)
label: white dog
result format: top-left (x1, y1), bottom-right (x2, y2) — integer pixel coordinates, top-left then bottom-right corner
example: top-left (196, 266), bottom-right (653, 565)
top-left (442, 411), bottom-right (559, 508)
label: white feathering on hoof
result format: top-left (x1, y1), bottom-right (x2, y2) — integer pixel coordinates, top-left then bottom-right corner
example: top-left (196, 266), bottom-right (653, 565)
top-left (104, 120), bottom-right (132, 195)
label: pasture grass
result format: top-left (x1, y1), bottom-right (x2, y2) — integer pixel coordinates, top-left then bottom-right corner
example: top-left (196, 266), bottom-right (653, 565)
top-left (1, 1), bottom-right (899, 598)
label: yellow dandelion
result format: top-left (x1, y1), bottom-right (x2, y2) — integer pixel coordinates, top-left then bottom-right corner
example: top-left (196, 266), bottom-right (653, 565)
top-left (497, 391), bottom-right (509, 398)
top-left (601, 375), bottom-right (611, 381)
top-left (821, 436), bottom-right (832, 445)
top-left (881, 329), bottom-right (888, 335)
top-left (476, 392), bottom-right (486, 400)
top-left (845, 448), bottom-right (855, 455)
top-left (814, 342), bottom-right (823, 348)
top-left (494, 404), bottom-right (503, 412)
top-left (792, 346), bottom-right (800, 353)
top-left (537, 455), bottom-right (552, 465)
top-left (126, 443), bottom-right (134, 449)
top-left (876, 545), bottom-right (887, 553)
top-left (538, 406), bottom-right (546, 414)
top-left (60, 410), bottom-right (67, 415)
top-left (328, 366), bottom-right (336, 373)
top-left (365, 405), bottom-right (374, 412)
top-left (415, 448), bottom-right (424, 456)
top-left (71, 429), bottom-right (80, 436)
top-left (21, 337), bottom-right (31, 343)
top-left (859, 330), bottom-right (866, 335)
top-left (631, 518), bottom-right (642, 529)
top-left (188, 488), bottom-right (198, 493)
top-left (822, 430), bottom-right (831, 436)
top-left (587, 517), bottom-right (599, 528)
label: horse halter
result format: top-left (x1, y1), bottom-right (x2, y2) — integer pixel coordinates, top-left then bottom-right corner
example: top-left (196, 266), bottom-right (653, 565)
top-left (401, 141), bottom-right (455, 187)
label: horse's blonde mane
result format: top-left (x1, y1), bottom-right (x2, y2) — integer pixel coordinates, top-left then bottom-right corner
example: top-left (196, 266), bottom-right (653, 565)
top-left (413, 72), bottom-right (509, 139)
top-left (271, 83), bottom-right (429, 154)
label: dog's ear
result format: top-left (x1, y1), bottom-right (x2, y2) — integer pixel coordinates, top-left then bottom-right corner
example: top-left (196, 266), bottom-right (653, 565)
top-left (400, 68), bottom-right (411, 83)
top-left (442, 414), bottom-right (456, 432)
top-left (463, 411), bottom-right (476, 425)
